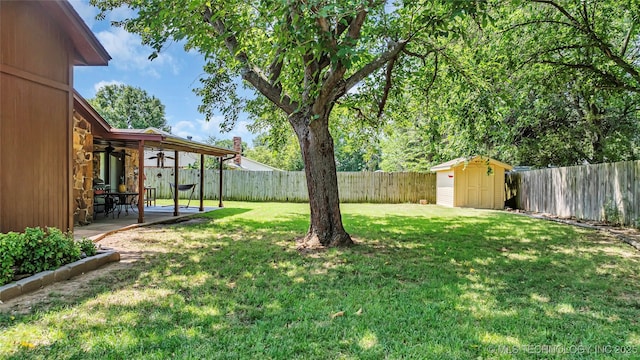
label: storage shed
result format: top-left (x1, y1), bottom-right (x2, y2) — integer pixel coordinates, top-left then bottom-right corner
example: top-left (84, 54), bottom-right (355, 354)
top-left (430, 156), bottom-right (513, 210)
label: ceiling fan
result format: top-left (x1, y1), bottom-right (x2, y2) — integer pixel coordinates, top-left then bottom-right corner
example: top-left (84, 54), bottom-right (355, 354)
top-left (147, 151), bottom-right (174, 168)
top-left (94, 144), bottom-right (130, 159)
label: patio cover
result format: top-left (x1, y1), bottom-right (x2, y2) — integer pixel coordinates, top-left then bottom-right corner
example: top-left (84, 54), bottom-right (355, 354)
top-left (74, 91), bottom-right (238, 223)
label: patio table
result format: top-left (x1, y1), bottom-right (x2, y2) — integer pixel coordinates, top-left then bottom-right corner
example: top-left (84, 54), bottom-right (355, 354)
top-left (105, 192), bottom-right (139, 217)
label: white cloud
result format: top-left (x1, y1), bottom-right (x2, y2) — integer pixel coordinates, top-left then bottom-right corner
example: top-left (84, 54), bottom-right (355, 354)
top-left (171, 117), bottom-right (254, 143)
top-left (96, 27), bottom-right (176, 77)
top-left (69, 0), bottom-right (99, 29)
top-left (93, 80), bottom-right (124, 93)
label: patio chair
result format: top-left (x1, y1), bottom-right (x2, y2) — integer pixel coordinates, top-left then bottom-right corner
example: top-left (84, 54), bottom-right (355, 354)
top-left (169, 183), bottom-right (197, 208)
top-left (93, 181), bottom-right (118, 218)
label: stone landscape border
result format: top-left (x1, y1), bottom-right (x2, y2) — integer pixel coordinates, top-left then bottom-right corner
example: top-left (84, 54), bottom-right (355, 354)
top-left (0, 251), bottom-right (120, 302)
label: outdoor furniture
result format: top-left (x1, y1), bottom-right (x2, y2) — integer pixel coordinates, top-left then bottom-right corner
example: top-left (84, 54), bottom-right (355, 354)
top-left (144, 187), bottom-right (156, 207)
top-left (93, 181), bottom-right (118, 218)
top-left (105, 192), bottom-right (139, 217)
top-left (94, 192), bottom-right (118, 218)
top-left (169, 183), bottom-right (197, 208)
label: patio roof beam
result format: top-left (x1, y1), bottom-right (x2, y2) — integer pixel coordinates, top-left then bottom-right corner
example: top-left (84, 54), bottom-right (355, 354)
top-left (174, 150), bottom-right (179, 216)
top-left (200, 154), bottom-right (205, 212)
top-left (138, 140), bottom-right (145, 223)
top-left (219, 156), bottom-right (223, 208)
top-left (219, 155), bottom-right (235, 208)
top-left (143, 140), bottom-right (234, 157)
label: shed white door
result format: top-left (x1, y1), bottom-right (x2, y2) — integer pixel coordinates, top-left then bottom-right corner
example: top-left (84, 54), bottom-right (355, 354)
top-left (465, 166), bottom-right (493, 208)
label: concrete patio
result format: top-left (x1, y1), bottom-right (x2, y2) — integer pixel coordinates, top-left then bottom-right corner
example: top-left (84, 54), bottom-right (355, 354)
top-left (74, 205), bottom-right (220, 241)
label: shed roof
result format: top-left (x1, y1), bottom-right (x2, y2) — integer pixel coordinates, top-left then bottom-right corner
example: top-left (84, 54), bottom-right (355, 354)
top-left (430, 156), bottom-right (513, 172)
top-left (73, 91), bottom-right (237, 157)
top-left (41, 1), bottom-right (111, 66)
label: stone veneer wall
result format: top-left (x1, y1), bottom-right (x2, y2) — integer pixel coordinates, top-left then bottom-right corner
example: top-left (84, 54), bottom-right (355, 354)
top-left (125, 149), bottom-right (139, 193)
top-left (72, 111), bottom-right (94, 225)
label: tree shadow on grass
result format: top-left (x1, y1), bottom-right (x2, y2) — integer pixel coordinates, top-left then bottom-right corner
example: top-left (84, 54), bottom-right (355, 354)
top-left (2, 209), bottom-right (639, 359)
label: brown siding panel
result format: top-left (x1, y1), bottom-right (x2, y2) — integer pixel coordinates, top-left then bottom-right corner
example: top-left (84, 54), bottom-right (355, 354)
top-left (1, 1), bottom-right (73, 233)
top-left (1, 75), bottom-right (70, 232)
top-left (0, 1), bottom-right (69, 84)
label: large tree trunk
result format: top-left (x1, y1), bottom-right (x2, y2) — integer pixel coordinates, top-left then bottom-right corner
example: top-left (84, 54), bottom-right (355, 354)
top-left (291, 112), bottom-right (353, 248)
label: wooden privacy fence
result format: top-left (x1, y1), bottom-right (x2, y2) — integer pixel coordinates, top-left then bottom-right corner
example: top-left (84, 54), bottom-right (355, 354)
top-left (506, 161), bottom-right (640, 226)
top-left (143, 169), bottom-right (436, 204)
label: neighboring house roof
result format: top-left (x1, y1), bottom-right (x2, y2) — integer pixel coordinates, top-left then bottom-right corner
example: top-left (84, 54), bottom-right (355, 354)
top-left (430, 156), bottom-right (513, 172)
top-left (41, 0), bottom-right (111, 65)
top-left (227, 157), bottom-right (282, 171)
top-left (73, 91), bottom-right (237, 157)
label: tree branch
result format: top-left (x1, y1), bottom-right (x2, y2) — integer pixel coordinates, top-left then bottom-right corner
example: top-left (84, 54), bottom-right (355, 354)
top-left (424, 53), bottom-right (438, 99)
top-left (342, 39), bottom-right (408, 96)
top-left (314, 5), bottom-right (369, 116)
top-left (540, 60), bottom-right (640, 92)
top-left (519, 44), bottom-right (588, 67)
top-left (377, 55), bottom-right (397, 118)
top-left (203, 9), bottom-right (298, 114)
top-left (268, 47), bottom-right (284, 84)
top-left (530, 0), bottom-right (581, 26)
top-left (532, 0), bottom-right (640, 88)
top-left (620, 19), bottom-right (637, 57)
top-left (501, 19), bottom-right (579, 33)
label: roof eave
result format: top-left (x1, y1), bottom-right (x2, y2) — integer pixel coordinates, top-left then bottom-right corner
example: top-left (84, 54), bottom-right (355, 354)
top-left (41, 1), bottom-right (111, 66)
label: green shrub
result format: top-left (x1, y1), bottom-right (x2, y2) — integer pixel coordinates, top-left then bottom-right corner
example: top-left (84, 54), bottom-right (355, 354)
top-left (78, 238), bottom-right (97, 257)
top-left (0, 232), bottom-right (24, 285)
top-left (18, 227), bottom-right (81, 275)
top-left (0, 227), bottom-right (90, 285)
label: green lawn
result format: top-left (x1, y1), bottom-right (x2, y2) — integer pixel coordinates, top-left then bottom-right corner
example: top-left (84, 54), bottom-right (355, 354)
top-left (1, 202), bottom-right (639, 359)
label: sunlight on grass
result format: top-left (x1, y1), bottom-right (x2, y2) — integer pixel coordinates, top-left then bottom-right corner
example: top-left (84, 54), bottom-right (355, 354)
top-left (358, 330), bottom-right (379, 350)
top-left (480, 332), bottom-right (522, 346)
top-left (1, 202), bottom-right (639, 359)
top-left (88, 288), bottom-right (174, 307)
top-left (556, 303), bottom-right (576, 314)
top-left (530, 293), bottom-right (550, 303)
top-left (504, 252), bottom-right (539, 261)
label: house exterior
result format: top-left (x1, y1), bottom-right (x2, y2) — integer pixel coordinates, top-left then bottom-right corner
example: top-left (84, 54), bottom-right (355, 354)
top-left (227, 157), bottom-right (282, 171)
top-left (72, 95), bottom-right (237, 225)
top-left (431, 156), bottom-right (513, 210)
top-left (0, 0), bottom-right (110, 233)
top-left (226, 136), bottom-right (281, 171)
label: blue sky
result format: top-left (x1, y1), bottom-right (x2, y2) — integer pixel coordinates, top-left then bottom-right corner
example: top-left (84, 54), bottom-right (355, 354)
top-left (69, 0), bottom-right (255, 144)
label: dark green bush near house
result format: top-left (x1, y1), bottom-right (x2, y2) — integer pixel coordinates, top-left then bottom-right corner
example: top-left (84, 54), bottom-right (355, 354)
top-left (0, 227), bottom-right (94, 286)
top-left (78, 238), bottom-right (97, 257)
top-left (0, 232), bottom-right (24, 285)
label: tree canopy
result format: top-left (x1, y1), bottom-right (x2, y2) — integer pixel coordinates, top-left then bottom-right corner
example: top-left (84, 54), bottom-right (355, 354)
top-left (90, 84), bottom-right (170, 132)
top-left (90, 0), bottom-right (640, 246)
top-left (93, 0), bottom-right (485, 247)
top-left (373, 0), bottom-right (640, 169)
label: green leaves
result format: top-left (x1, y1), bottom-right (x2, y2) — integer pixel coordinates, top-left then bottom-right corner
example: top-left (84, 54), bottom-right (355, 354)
top-left (89, 84), bottom-right (170, 132)
top-left (0, 227), bottom-right (85, 284)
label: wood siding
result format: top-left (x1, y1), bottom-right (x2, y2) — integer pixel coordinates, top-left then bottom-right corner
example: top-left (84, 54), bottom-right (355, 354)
top-left (144, 169), bottom-right (437, 204)
top-left (0, 1), bottom-right (73, 232)
top-left (436, 160), bottom-right (509, 210)
top-left (436, 170), bottom-right (454, 207)
top-left (507, 161), bottom-right (640, 227)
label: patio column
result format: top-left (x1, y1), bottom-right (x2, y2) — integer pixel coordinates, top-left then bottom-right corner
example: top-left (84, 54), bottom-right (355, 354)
top-left (174, 150), bottom-right (179, 216)
top-left (219, 156), bottom-right (224, 208)
top-left (199, 153), bottom-right (205, 212)
top-left (137, 140), bottom-right (145, 223)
